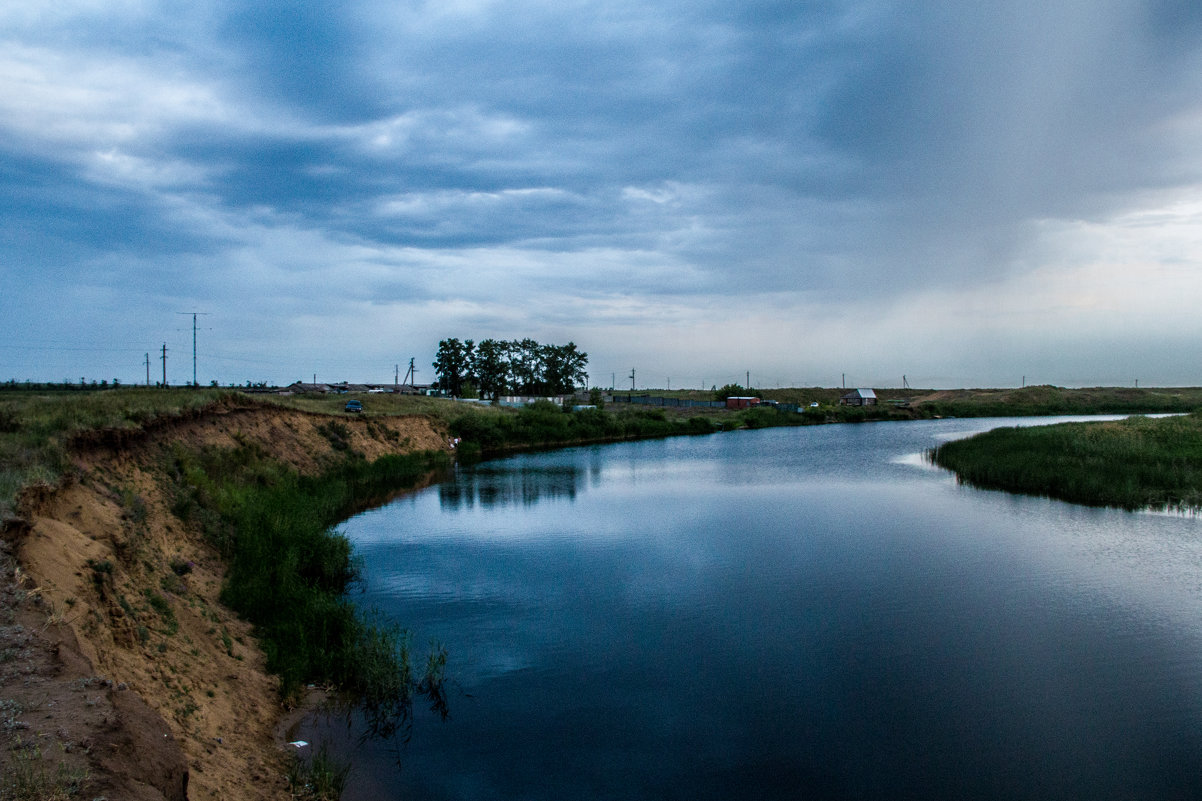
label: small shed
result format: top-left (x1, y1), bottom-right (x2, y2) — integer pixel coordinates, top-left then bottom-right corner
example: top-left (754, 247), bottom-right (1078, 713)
top-left (726, 396), bottom-right (761, 410)
top-left (839, 388), bottom-right (877, 406)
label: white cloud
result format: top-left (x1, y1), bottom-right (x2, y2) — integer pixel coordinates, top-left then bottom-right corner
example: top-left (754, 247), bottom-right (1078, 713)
top-left (0, 43), bottom-right (229, 153)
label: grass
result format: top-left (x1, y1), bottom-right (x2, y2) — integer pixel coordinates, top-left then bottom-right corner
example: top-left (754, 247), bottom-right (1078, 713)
top-left (287, 742), bottom-right (351, 801)
top-left (263, 391), bottom-right (471, 423)
top-left (0, 739), bottom-right (89, 801)
top-left (0, 387), bottom-right (240, 520)
top-left (912, 385), bottom-right (1202, 418)
top-left (929, 412), bottom-right (1202, 511)
top-left (166, 438), bottom-right (452, 723)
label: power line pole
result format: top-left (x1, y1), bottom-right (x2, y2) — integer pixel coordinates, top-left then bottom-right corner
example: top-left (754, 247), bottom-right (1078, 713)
top-left (176, 312), bottom-right (210, 386)
top-left (629, 368), bottom-right (635, 391)
top-left (144, 353), bottom-right (151, 387)
top-left (160, 343), bottom-right (168, 387)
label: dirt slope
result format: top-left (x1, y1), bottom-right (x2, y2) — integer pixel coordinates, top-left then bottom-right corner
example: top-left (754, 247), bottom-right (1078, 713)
top-left (0, 405), bottom-right (448, 800)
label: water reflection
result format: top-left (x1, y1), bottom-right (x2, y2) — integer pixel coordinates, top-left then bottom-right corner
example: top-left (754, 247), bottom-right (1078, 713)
top-left (319, 419), bottom-right (1202, 801)
top-left (438, 462), bottom-right (586, 509)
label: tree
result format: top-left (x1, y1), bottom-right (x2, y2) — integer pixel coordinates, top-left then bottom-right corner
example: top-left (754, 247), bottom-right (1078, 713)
top-left (433, 338), bottom-right (475, 396)
top-left (472, 338), bottom-right (511, 400)
top-left (435, 336), bottom-right (588, 397)
top-left (509, 338), bottom-right (543, 394)
top-left (541, 342), bottom-right (588, 394)
top-left (714, 383), bottom-right (750, 401)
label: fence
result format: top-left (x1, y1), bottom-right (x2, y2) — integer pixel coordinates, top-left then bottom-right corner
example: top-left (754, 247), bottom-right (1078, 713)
top-left (607, 394), bottom-right (727, 409)
top-left (608, 395), bottom-right (811, 415)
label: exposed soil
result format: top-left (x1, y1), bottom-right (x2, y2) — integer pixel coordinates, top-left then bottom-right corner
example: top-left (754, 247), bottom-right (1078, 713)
top-left (0, 406), bottom-right (448, 800)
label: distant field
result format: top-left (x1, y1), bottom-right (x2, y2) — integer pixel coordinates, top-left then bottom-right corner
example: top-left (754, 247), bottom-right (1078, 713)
top-left (904, 385), bottom-right (1202, 417)
top-left (609, 384), bottom-right (1202, 416)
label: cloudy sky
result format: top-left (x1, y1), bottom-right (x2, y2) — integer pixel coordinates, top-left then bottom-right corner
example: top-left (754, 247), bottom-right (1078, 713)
top-left (4, 1), bottom-right (1202, 389)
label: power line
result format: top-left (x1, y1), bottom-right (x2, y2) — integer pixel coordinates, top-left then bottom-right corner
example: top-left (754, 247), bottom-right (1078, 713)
top-left (0, 344), bottom-right (148, 353)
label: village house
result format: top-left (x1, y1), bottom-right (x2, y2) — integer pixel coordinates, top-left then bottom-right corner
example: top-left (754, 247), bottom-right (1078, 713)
top-left (839, 388), bottom-right (877, 406)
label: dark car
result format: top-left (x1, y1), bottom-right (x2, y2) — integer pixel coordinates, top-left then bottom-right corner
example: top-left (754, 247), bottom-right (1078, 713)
top-left (344, 399), bottom-right (363, 413)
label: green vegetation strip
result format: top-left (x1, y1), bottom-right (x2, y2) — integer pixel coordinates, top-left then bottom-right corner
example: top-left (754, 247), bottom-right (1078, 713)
top-left (448, 399), bottom-right (726, 455)
top-left (167, 441), bottom-right (450, 729)
top-left (930, 413), bottom-right (1202, 511)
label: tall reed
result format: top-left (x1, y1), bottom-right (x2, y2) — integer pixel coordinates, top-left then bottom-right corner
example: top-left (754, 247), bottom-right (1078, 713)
top-left (930, 413), bottom-right (1202, 511)
top-left (167, 440), bottom-right (451, 718)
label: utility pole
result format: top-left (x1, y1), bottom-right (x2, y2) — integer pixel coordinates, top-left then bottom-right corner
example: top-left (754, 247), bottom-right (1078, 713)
top-left (746, 371), bottom-right (750, 389)
top-left (176, 312), bottom-right (210, 386)
top-left (629, 368), bottom-right (636, 391)
top-left (903, 374), bottom-right (909, 390)
top-left (160, 343), bottom-right (168, 387)
top-left (144, 353), bottom-right (151, 387)
top-left (842, 373), bottom-right (845, 389)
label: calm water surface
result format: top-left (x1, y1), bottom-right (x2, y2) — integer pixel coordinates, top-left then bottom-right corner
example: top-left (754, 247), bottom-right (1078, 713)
top-left (305, 417), bottom-right (1202, 800)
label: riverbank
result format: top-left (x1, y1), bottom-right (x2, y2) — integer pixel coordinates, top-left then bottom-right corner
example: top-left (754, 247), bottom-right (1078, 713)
top-left (929, 412), bottom-right (1202, 511)
top-left (0, 392), bottom-right (450, 800)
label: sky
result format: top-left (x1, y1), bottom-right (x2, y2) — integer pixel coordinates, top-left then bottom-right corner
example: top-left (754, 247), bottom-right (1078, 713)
top-left (4, 1), bottom-right (1202, 390)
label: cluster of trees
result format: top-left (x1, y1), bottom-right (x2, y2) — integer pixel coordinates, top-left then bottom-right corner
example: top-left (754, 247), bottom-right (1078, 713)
top-left (434, 338), bottom-right (588, 398)
top-left (714, 383), bottom-right (759, 401)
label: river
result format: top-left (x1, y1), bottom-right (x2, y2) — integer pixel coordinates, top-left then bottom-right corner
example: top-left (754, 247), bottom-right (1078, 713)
top-left (300, 416), bottom-right (1202, 800)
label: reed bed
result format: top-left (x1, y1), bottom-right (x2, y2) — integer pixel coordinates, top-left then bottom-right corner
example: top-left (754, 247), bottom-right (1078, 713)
top-left (167, 440), bottom-right (451, 723)
top-left (930, 413), bottom-right (1202, 511)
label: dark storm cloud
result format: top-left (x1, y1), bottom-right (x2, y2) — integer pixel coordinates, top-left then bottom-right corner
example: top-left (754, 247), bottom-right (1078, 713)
top-left (3, 0), bottom-right (1202, 384)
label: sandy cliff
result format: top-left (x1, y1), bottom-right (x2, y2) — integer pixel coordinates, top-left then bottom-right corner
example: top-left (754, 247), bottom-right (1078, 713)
top-left (0, 403), bottom-right (448, 800)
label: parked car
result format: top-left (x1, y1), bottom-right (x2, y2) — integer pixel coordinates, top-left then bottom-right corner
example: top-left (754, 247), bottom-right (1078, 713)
top-left (344, 399), bottom-right (363, 413)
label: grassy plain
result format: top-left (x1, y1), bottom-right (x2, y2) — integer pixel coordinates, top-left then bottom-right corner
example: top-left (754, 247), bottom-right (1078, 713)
top-left (930, 412), bottom-right (1202, 511)
top-left (0, 387), bottom-right (235, 520)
